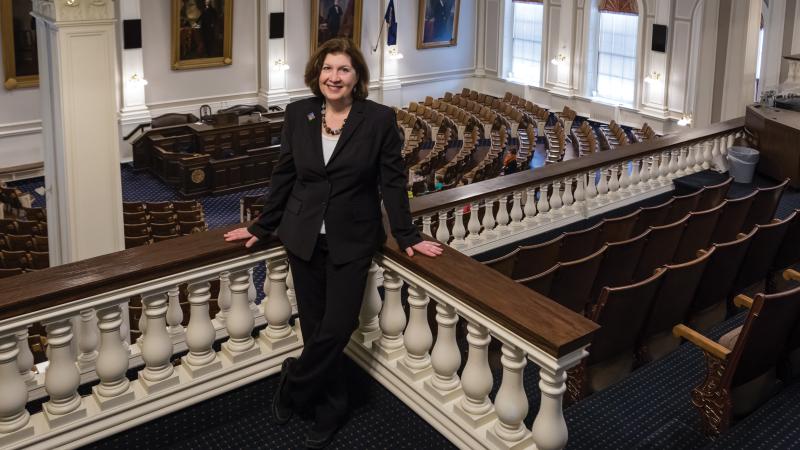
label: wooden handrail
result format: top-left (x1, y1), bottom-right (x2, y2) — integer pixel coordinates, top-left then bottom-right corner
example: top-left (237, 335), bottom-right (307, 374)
top-left (0, 223), bottom-right (598, 358)
top-left (409, 117), bottom-right (745, 217)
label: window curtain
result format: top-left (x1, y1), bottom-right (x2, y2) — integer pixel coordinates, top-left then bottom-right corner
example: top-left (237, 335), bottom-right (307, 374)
top-left (595, 11), bottom-right (638, 104)
top-left (598, 0), bottom-right (638, 15)
top-left (510, 1), bottom-right (544, 86)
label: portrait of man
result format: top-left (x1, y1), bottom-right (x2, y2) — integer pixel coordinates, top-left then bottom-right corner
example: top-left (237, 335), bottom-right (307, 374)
top-left (172, 0), bottom-right (233, 70)
top-left (1, 0), bottom-right (39, 89)
top-left (417, 0), bottom-right (460, 49)
top-left (311, 0), bottom-right (362, 52)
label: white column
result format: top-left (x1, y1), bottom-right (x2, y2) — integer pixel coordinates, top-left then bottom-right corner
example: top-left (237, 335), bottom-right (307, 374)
top-left (91, 305), bottom-right (135, 410)
top-left (33, 0), bottom-right (124, 264)
top-left (117, 0), bottom-right (151, 155)
top-left (0, 333), bottom-right (34, 443)
top-left (260, 0), bottom-right (290, 107)
top-left (486, 344), bottom-right (532, 448)
top-left (181, 282), bottom-right (223, 379)
top-left (138, 293), bottom-right (180, 393)
top-left (530, 364), bottom-right (570, 450)
top-left (42, 318), bottom-right (86, 427)
top-left (221, 270), bottom-right (261, 363)
top-left (379, 0), bottom-right (402, 106)
top-left (259, 261), bottom-right (298, 351)
top-left (454, 323), bottom-right (495, 428)
top-left (355, 263), bottom-right (383, 345)
top-left (719, 0), bottom-right (763, 120)
top-left (374, 269), bottom-right (407, 361)
top-left (424, 303), bottom-right (462, 404)
top-left (397, 285), bottom-right (433, 381)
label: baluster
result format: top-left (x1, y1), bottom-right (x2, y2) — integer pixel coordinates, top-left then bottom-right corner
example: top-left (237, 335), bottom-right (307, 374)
top-left (466, 201), bottom-right (482, 243)
top-left (181, 282), bottom-right (222, 378)
top-left (120, 304), bottom-right (131, 347)
top-left (549, 181), bottom-right (563, 217)
top-left (535, 184), bottom-right (551, 223)
top-left (573, 174), bottom-right (587, 216)
top-left (139, 293), bottom-right (179, 393)
top-left (248, 267), bottom-right (261, 320)
top-left (607, 166), bottom-right (620, 201)
top-left (561, 178), bottom-right (575, 214)
top-left (523, 186), bottom-right (537, 224)
top-left (585, 170), bottom-right (598, 207)
top-left (0, 334), bottom-right (33, 440)
top-left (398, 284), bottom-right (433, 381)
top-left (166, 286), bottom-right (184, 341)
top-left (531, 364), bottom-right (570, 450)
top-left (15, 329), bottom-right (34, 386)
top-left (374, 269), bottom-right (406, 360)
top-left (422, 215), bottom-right (433, 237)
top-left (286, 267), bottom-right (297, 316)
top-left (92, 305), bottom-right (135, 409)
top-left (355, 263), bottom-right (383, 345)
top-left (657, 151), bottom-right (670, 186)
top-left (451, 207), bottom-right (467, 248)
top-left (259, 261), bottom-right (297, 351)
top-left (221, 270), bottom-right (260, 362)
top-left (481, 198), bottom-right (497, 240)
top-left (42, 318), bottom-right (86, 426)
top-left (509, 191), bottom-right (524, 230)
top-left (645, 154), bottom-right (659, 189)
top-left (667, 149), bottom-right (679, 179)
top-left (684, 145), bottom-right (696, 175)
top-left (137, 300), bottom-right (147, 348)
top-left (701, 140), bottom-right (712, 169)
top-left (435, 210), bottom-right (451, 244)
top-left (710, 138), bottom-right (721, 170)
top-left (495, 196), bottom-right (510, 235)
top-left (215, 271), bottom-right (232, 326)
top-left (692, 143), bottom-right (704, 172)
top-left (596, 168), bottom-right (609, 205)
top-left (76, 308), bottom-right (99, 371)
top-left (487, 344), bottom-right (532, 448)
top-left (454, 323), bottom-right (495, 427)
top-left (717, 136), bottom-right (729, 171)
top-left (424, 302), bottom-right (462, 403)
top-left (629, 158), bottom-right (641, 194)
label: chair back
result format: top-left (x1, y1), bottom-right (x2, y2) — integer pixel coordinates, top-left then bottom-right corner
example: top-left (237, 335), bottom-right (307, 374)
top-left (513, 236), bottom-right (562, 279)
top-left (149, 211), bottom-right (178, 225)
top-left (673, 202), bottom-right (725, 264)
top-left (5, 234), bottom-right (33, 252)
top-left (28, 251), bottom-right (49, 270)
top-left (772, 209), bottom-right (800, 272)
top-left (145, 201), bottom-right (174, 212)
top-left (560, 222), bottom-right (604, 261)
top-left (741, 178), bottom-right (789, 233)
top-left (734, 211), bottom-right (796, 292)
top-left (123, 201), bottom-right (145, 213)
top-left (150, 222), bottom-right (180, 236)
top-left (633, 198), bottom-right (673, 235)
top-left (600, 209), bottom-right (639, 244)
top-left (151, 113), bottom-right (198, 129)
top-left (517, 264), bottom-right (558, 296)
top-left (696, 177), bottom-right (733, 211)
top-left (664, 190), bottom-right (702, 224)
top-left (589, 268), bottom-right (665, 365)
top-left (123, 211), bottom-right (148, 225)
top-left (0, 267), bottom-right (23, 278)
top-left (590, 230), bottom-right (650, 303)
top-left (483, 249), bottom-right (518, 278)
top-left (549, 246), bottom-right (607, 313)
top-left (32, 235), bottom-right (48, 252)
top-left (123, 223), bottom-right (150, 238)
top-left (173, 200), bottom-right (203, 212)
top-left (711, 191), bottom-right (756, 244)
top-left (0, 250), bottom-right (28, 270)
top-left (15, 220), bottom-right (39, 235)
top-left (0, 219), bottom-right (17, 234)
top-left (634, 216), bottom-right (688, 281)
top-left (125, 235), bottom-right (151, 249)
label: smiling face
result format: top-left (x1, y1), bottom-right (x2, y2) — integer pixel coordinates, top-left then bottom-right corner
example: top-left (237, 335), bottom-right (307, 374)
top-left (318, 52), bottom-right (357, 104)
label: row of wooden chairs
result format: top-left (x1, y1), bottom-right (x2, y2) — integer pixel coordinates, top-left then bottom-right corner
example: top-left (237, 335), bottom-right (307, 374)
top-left (0, 185), bottom-right (34, 218)
top-left (0, 234), bottom-right (48, 252)
top-left (598, 120), bottom-right (629, 150)
top-left (544, 122), bottom-right (567, 164)
top-left (0, 249), bottom-right (49, 271)
top-left (0, 218), bottom-right (47, 236)
top-left (571, 121), bottom-right (599, 156)
top-left (123, 200), bottom-right (207, 249)
top-left (122, 200), bottom-right (203, 214)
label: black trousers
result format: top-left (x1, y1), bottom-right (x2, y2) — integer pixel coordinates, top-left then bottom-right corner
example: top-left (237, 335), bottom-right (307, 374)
top-left (284, 235), bottom-right (372, 425)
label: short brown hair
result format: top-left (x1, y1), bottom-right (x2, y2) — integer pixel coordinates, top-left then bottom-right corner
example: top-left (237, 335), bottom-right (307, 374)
top-left (304, 38), bottom-right (370, 101)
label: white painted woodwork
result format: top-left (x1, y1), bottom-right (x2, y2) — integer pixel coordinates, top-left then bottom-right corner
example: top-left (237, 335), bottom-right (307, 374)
top-left (398, 285), bottom-right (433, 380)
top-left (375, 269), bottom-right (406, 361)
top-left (42, 318), bottom-right (85, 424)
top-left (0, 334), bottom-right (32, 436)
top-left (92, 305), bottom-right (133, 408)
top-left (425, 303), bottom-right (462, 402)
top-left (221, 270), bottom-right (259, 362)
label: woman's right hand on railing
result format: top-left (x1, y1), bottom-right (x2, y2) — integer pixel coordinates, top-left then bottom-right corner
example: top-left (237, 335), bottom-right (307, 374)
top-left (224, 227), bottom-right (260, 248)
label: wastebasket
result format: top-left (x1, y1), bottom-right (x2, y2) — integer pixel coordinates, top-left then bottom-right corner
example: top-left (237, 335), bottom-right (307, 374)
top-left (727, 146), bottom-right (759, 184)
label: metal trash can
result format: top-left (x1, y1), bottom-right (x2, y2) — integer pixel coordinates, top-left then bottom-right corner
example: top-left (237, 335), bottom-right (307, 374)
top-left (727, 146), bottom-right (759, 184)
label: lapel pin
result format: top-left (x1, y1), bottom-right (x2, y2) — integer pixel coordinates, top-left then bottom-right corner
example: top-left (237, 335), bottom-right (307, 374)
top-left (307, 112), bottom-right (316, 122)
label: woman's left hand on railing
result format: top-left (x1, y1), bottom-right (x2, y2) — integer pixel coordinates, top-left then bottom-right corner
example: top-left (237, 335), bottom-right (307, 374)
top-left (224, 227), bottom-right (259, 248)
top-left (406, 240), bottom-right (443, 258)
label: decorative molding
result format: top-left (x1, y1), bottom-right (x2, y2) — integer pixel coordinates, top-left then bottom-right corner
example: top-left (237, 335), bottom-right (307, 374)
top-left (0, 120), bottom-right (43, 138)
top-left (32, 0), bottom-right (114, 23)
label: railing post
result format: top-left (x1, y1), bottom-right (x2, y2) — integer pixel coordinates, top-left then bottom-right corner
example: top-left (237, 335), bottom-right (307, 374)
top-left (42, 317), bottom-right (87, 427)
top-left (607, 166), bottom-right (620, 201)
top-left (495, 196), bottom-right (511, 235)
top-left (182, 281), bottom-right (222, 379)
top-left (355, 262), bottom-right (383, 345)
top-left (259, 261), bottom-right (298, 351)
top-left (397, 284), bottom-right (433, 381)
top-left (139, 293), bottom-right (180, 393)
top-left (424, 302), bottom-right (462, 404)
top-left (435, 210), bottom-right (451, 244)
top-left (14, 329), bottom-right (35, 386)
top-left (549, 181), bottom-right (564, 217)
top-left (629, 158), bottom-right (642, 194)
top-left (92, 304), bottom-right (135, 409)
top-left (451, 208), bottom-right (467, 249)
top-left (562, 178), bottom-right (575, 215)
top-left (618, 161), bottom-right (631, 198)
top-left (374, 269), bottom-right (406, 361)
top-left (482, 198), bottom-right (498, 240)
top-left (0, 333), bottom-right (34, 443)
top-left (596, 168), bottom-right (609, 205)
top-left (523, 186), bottom-right (537, 224)
top-left (487, 343), bottom-right (532, 448)
top-left (166, 286), bottom-right (184, 342)
top-left (215, 271), bottom-right (232, 326)
top-left (454, 322), bottom-right (495, 428)
top-left (422, 215), bottom-right (433, 237)
top-left (467, 201), bottom-right (482, 243)
top-left (221, 270), bottom-right (261, 363)
top-left (77, 308), bottom-right (99, 370)
top-left (535, 184), bottom-right (551, 224)
top-left (701, 140), bottom-right (712, 170)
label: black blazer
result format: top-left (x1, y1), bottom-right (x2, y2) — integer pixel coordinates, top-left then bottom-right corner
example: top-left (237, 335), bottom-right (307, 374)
top-left (248, 97), bottom-right (421, 264)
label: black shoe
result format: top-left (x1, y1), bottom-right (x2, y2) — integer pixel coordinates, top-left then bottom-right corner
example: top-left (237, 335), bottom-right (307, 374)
top-left (272, 357), bottom-right (295, 425)
top-left (304, 419), bottom-right (342, 449)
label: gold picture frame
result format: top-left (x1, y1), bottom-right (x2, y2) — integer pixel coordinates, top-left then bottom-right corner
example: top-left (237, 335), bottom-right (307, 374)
top-left (1, 0), bottom-right (39, 90)
top-left (417, 0), bottom-right (460, 49)
top-left (171, 0), bottom-right (233, 71)
top-left (311, 0), bottom-right (363, 53)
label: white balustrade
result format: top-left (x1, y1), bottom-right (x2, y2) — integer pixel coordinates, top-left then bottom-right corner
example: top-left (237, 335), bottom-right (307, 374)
top-left (702, 140), bottom-right (712, 169)
top-left (0, 334), bottom-right (33, 441)
top-left (667, 149), bottom-right (679, 179)
top-left (215, 271), bottom-right (232, 325)
top-left (495, 196), bottom-right (511, 235)
top-left (398, 284), bottom-right (433, 381)
top-left (562, 178), bottom-right (575, 214)
top-left (629, 158), bottom-right (641, 194)
top-left (166, 286), bottom-right (184, 340)
top-left (607, 167), bottom-right (620, 201)
top-left (596, 169), bottom-right (609, 205)
top-left (92, 305), bottom-right (134, 409)
top-left (549, 181), bottom-right (564, 217)
top-left (657, 151), bottom-right (670, 185)
top-left (42, 318), bottom-right (86, 426)
top-left (375, 269), bottom-right (406, 360)
top-left (454, 322), bottom-right (495, 427)
top-left (221, 270), bottom-right (260, 363)
top-left (425, 302), bottom-right (462, 403)
top-left (535, 184), bottom-right (551, 224)
top-left (435, 210), bottom-right (450, 244)
top-left (286, 266), bottom-right (297, 315)
top-left (260, 261), bottom-right (297, 351)
top-left (355, 263), bottom-right (383, 345)
top-left (487, 344), bottom-right (532, 448)
top-left (451, 208), bottom-right (467, 248)
top-left (585, 171), bottom-right (598, 208)
top-left (422, 215), bottom-right (433, 236)
top-left (509, 191), bottom-right (524, 230)
top-left (77, 309), bottom-right (99, 370)
top-left (467, 201), bottom-right (482, 242)
top-left (481, 198), bottom-right (498, 240)
top-left (618, 161), bottom-right (631, 198)
top-left (523, 186), bottom-right (537, 223)
top-left (15, 329), bottom-right (34, 386)
top-left (182, 282), bottom-right (222, 379)
top-left (139, 293), bottom-right (180, 393)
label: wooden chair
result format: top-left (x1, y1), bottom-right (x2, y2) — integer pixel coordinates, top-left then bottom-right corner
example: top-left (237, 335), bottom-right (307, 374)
top-left (0, 219), bottom-right (17, 234)
top-left (152, 234), bottom-right (179, 243)
top-left (590, 230), bottom-right (649, 304)
top-left (123, 201), bottom-right (145, 213)
top-left (783, 270), bottom-right (800, 379)
top-left (632, 198), bottom-right (673, 235)
top-left (638, 247), bottom-right (715, 363)
top-left (21, 207), bottom-right (46, 221)
top-left (33, 221), bottom-right (47, 237)
top-left (516, 264), bottom-right (558, 296)
top-left (548, 246), bottom-right (607, 314)
top-left (32, 235), bottom-right (48, 252)
top-left (179, 220), bottom-right (207, 235)
top-left (4, 234), bottom-right (33, 252)
top-left (512, 236), bottom-right (562, 279)
top-left (149, 211), bottom-right (178, 224)
top-left (150, 223), bottom-right (180, 236)
top-left (672, 202), bottom-right (725, 264)
top-left (123, 223), bottom-right (150, 238)
top-left (177, 210), bottom-right (204, 223)
top-left (771, 208), bottom-right (800, 274)
top-left (0, 267), bottom-right (23, 278)
top-left (741, 178), bottom-right (790, 233)
top-left (560, 222), bottom-right (604, 262)
top-left (600, 209), bottom-right (639, 244)
top-left (674, 284), bottom-right (800, 436)
top-left (123, 211), bottom-right (148, 225)
top-left (696, 177), bottom-right (733, 211)
top-left (0, 250), bottom-right (28, 269)
top-left (28, 251), bottom-right (49, 270)
top-left (173, 200), bottom-right (202, 212)
top-left (664, 190), bottom-right (702, 224)
top-left (15, 220), bottom-right (40, 235)
top-left (483, 249), bottom-right (518, 277)
top-left (240, 195), bottom-right (265, 222)
top-left (711, 191), bottom-right (756, 244)
top-left (733, 211), bottom-right (797, 293)
top-left (688, 228), bottom-right (756, 331)
top-left (568, 269), bottom-right (666, 402)
top-left (125, 235), bottom-right (151, 249)
top-left (145, 201), bottom-right (174, 212)
top-left (633, 216), bottom-right (688, 281)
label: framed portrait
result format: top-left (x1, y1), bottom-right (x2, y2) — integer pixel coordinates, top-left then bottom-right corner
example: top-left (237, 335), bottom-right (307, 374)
top-left (417, 0), bottom-right (460, 49)
top-left (1, 0), bottom-right (39, 90)
top-left (171, 0), bottom-right (233, 70)
top-left (311, 0), bottom-right (362, 53)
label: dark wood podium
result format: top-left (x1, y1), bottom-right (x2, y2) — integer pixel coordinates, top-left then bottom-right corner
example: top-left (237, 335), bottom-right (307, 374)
top-left (132, 114), bottom-right (284, 197)
top-left (745, 105), bottom-right (800, 188)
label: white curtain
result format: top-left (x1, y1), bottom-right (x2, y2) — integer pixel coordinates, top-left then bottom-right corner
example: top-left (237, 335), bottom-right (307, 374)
top-left (510, 2), bottom-right (544, 86)
top-left (596, 12), bottom-right (638, 104)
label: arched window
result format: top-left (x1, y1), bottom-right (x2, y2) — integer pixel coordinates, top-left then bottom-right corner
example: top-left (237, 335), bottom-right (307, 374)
top-left (594, 1), bottom-right (639, 104)
top-left (509, 0), bottom-right (544, 86)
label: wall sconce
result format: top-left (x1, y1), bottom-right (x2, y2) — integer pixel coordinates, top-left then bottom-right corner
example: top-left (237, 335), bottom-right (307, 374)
top-left (644, 71), bottom-right (662, 84)
top-left (128, 73), bottom-right (148, 87)
top-left (272, 58), bottom-right (290, 72)
top-left (550, 53), bottom-right (568, 66)
top-left (677, 114), bottom-right (692, 127)
top-left (387, 45), bottom-right (404, 60)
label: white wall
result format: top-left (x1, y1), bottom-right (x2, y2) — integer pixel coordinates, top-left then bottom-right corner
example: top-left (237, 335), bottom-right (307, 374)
top-left (0, 38), bottom-right (42, 171)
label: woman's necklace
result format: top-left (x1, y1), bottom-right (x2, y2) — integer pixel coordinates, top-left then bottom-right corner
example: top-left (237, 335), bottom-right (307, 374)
top-left (322, 102), bottom-right (348, 135)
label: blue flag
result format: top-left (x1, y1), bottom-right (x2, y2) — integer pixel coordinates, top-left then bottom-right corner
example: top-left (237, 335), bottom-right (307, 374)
top-left (384, 0), bottom-right (397, 46)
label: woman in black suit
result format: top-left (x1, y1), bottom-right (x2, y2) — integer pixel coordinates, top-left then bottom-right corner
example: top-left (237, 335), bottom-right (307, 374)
top-left (224, 38), bottom-right (442, 448)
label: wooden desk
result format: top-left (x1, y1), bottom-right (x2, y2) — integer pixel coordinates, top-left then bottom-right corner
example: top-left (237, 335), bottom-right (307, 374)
top-left (744, 105), bottom-right (800, 188)
top-left (132, 114), bottom-right (283, 197)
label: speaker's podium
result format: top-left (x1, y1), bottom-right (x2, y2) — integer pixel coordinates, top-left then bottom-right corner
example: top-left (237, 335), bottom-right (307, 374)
top-left (745, 104), bottom-right (800, 188)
